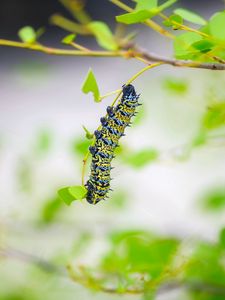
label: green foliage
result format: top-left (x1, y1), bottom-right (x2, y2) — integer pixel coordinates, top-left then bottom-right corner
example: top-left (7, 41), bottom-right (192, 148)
top-left (185, 242), bottom-right (225, 287)
top-left (192, 130), bottom-right (207, 147)
top-left (82, 68), bottom-right (100, 102)
top-left (116, 10), bottom-right (156, 25)
top-left (191, 39), bottom-right (215, 54)
top-left (58, 185), bottom-right (87, 205)
top-left (201, 187), bottom-right (225, 211)
top-left (101, 230), bottom-right (179, 281)
top-left (18, 26), bottom-right (37, 43)
top-left (203, 103), bottom-right (225, 130)
top-left (41, 196), bottom-right (63, 223)
top-left (163, 77), bottom-right (188, 94)
top-left (62, 33), bottom-right (76, 44)
top-left (219, 228), bottom-right (225, 248)
top-left (135, 0), bottom-right (158, 11)
top-left (163, 14), bottom-right (183, 30)
top-left (174, 32), bottom-right (202, 59)
top-left (116, 0), bottom-right (177, 24)
top-left (209, 12), bottom-right (225, 40)
top-left (87, 21), bottom-right (118, 50)
top-left (72, 137), bottom-right (92, 156)
top-left (174, 8), bottom-right (206, 25)
top-left (122, 148), bottom-right (159, 168)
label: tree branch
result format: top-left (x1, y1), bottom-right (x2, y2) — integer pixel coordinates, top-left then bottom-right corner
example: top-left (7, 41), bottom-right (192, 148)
top-left (134, 47), bottom-right (225, 70)
top-left (1, 39), bottom-right (225, 70)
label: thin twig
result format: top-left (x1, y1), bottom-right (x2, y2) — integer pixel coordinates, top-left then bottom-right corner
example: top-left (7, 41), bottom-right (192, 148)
top-left (0, 247), bottom-right (65, 275)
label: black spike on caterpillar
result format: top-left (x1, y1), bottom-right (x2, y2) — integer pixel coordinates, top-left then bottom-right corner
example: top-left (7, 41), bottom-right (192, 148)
top-left (85, 84), bottom-right (140, 204)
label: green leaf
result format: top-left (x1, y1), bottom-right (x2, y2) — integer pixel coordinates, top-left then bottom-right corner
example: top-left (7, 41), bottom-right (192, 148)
top-left (203, 103), bottom-right (225, 130)
top-left (123, 148), bottom-right (159, 168)
top-left (68, 186), bottom-right (87, 200)
top-left (185, 242), bottom-right (225, 287)
top-left (62, 33), bottom-right (76, 44)
top-left (191, 39), bottom-right (215, 53)
top-left (202, 187), bottom-right (225, 211)
top-left (58, 187), bottom-right (75, 206)
top-left (117, 0), bottom-right (177, 25)
top-left (174, 8), bottom-right (206, 25)
top-left (102, 230), bottom-right (179, 279)
top-left (87, 21), bottom-right (118, 50)
top-left (163, 14), bottom-right (183, 30)
top-left (135, 0), bottom-right (158, 11)
top-left (18, 26), bottom-right (36, 43)
top-left (174, 32), bottom-right (202, 59)
top-left (163, 77), bottom-right (188, 94)
top-left (209, 12), bottom-right (225, 40)
top-left (116, 10), bottom-right (156, 25)
top-left (82, 68), bottom-right (100, 102)
top-left (58, 185), bottom-right (87, 205)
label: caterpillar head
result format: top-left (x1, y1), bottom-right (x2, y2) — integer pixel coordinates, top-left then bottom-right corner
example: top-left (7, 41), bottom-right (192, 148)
top-left (122, 84), bottom-right (136, 100)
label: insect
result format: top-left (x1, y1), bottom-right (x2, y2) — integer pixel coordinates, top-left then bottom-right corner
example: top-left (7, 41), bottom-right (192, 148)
top-left (85, 84), bottom-right (141, 204)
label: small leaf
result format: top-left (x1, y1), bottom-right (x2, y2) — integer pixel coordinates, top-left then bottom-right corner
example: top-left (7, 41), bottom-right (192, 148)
top-left (68, 186), bottom-right (87, 200)
top-left (135, 0), bottom-right (158, 11)
top-left (163, 77), bottom-right (188, 94)
top-left (203, 103), bottom-right (225, 130)
top-left (201, 187), bottom-right (225, 211)
top-left (82, 68), bottom-right (100, 102)
top-left (87, 21), bottom-right (118, 50)
top-left (174, 32), bottom-right (202, 59)
top-left (58, 187), bottom-right (76, 206)
top-left (191, 39), bottom-right (215, 53)
top-left (58, 185), bottom-right (87, 205)
top-left (62, 33), bottom-right (76, 44)
top-left (117, 1), bottom-right (177, 25)
top-left (174, 8), bottom-right (206, 25)
top-left (163, 14), bottom-right (183, 30)
top-left (18, 26), bottom-right (36, 43)
top-left (209, 12), bottom-right (225, 40)
top-left (116, 10), bottom-right (156, 25)
top-left (123, 148), bottom-right (159, 168)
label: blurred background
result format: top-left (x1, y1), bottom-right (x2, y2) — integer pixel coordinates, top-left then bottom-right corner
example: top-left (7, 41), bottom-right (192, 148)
top-left (0, 1), bottom-right (225, 299)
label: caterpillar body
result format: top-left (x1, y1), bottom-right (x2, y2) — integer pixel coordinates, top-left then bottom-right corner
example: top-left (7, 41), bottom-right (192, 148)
top-left (85, 84), bottom-right (140, 204)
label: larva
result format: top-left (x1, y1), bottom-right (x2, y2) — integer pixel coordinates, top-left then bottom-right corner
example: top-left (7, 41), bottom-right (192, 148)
top-left (85, 84), bottom-right (140, 204)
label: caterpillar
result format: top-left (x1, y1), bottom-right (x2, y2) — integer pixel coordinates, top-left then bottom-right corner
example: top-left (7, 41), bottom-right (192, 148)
top-left (85, 84), bottom-right (141, 204)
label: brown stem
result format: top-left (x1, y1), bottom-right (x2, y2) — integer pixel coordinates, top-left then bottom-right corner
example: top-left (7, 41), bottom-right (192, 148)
top-left (1, 39), bottom-right (225, 70)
